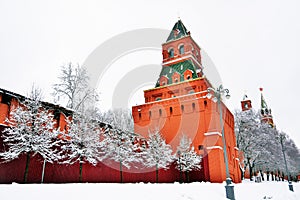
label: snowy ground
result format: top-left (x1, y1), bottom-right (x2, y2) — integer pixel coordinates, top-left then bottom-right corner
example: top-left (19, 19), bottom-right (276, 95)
top-left (0, 180), bottom-right (299, 200)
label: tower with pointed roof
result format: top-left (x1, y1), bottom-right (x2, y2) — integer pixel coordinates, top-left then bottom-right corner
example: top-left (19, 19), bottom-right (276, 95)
top-left (259, 88), bottom-right (274, 127)
top-left (241, 93), bottom-right (252, 111)
top-left (132, 20), bottom-right (241, 183)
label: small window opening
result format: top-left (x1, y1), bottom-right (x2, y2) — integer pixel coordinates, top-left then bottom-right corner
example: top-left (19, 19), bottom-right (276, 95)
top-left (204, 100), bottom-right (207, 107)
top-left (170, 107), bottom-right (173, 115)
top-left (168, 48), bottom-right (174, 58)
top-left (192, 103), bottom-right (196, 111)
top-left (181, 105), bottom-right (184, 112)
top-left (187, 75), bottom-right (191, 80)
top-left (159, 109), bottom-right (162, 117)
top-left (179, 45), bottom-right (184, 54)
top-left (149, 111), bottom-right (152, 119)
top-left (1, 94), bottom-right (12, 105)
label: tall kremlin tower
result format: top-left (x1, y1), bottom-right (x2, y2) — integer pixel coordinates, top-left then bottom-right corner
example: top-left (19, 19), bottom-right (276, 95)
top-left (132, 20), bottom-right (241, 183)
top-left (259, 88), bottom-right (274, 127)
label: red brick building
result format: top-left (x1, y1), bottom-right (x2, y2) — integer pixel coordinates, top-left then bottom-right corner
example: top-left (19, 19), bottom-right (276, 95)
top-left (132, 20), bottom-right (241, 183)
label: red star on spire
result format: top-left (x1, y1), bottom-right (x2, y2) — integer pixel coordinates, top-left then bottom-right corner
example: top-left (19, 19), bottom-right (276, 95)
top-left (259, 87), bottom-right (263, 92)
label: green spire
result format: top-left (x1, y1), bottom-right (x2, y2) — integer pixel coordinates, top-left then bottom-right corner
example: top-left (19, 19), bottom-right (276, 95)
top-left (166, 20), bottom-right (189, 42)
top-left (260, 88), bottom-right (268, 109)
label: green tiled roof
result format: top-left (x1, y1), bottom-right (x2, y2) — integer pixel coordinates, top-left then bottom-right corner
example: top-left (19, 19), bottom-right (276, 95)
top-left (166, 20), bottom-right (189, 42)
top-left (155, 60), bottom-right (198, 87)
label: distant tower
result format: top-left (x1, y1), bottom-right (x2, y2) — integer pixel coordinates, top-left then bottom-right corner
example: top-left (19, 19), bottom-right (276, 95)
top-left (259, 88), bottom-right (274, 127)
top-left (241, 93), bottom-right (252, 111)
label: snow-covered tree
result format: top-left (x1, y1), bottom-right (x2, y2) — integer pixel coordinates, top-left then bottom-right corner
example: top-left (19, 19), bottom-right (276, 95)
top-left (176, 135), bottom-right (201, 182)
top-left (234, 109), bottom-right (275, 180)
top-left (277, 131), bottom-right (300, 179)
top-left (101, 128), bottom-right (138, 183)
top-left (143, 130), bottom-right (174, 183)
top-left (0, 89), bottom-right (59, 183)
top-left (52, 62), bottom-right (98, 112)
top-left (59, 112), bottom-right (104, 182)
top-left (234, 109), bottom-right (300, 181)
top-left (98, 108), bottom-right (134, 132)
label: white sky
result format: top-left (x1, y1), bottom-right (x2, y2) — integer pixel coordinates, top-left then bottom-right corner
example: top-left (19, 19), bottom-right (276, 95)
top-left (0, 0), bottom-right (300, 147)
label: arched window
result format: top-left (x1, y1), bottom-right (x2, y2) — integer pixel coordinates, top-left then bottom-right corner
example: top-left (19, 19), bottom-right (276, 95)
top-left (204, 100), bottom-right (207, 107)
top-left (181, 105), bottom-right (184, 112)
top-left (159, 109), bottom-right (162, 117)
top-left (187, 75), bottom-right (191, 80)
top-left (149, 111), bottom-right (152, 119)
top-left (174, 78), bottom-right (178, 83)
top-left (170, 107), bottom-right (173, 115)
top-left (179, 45), bottom-right (184, 54)
top-left (168, 48), bottom-right (174, 58)
top-left (192, 103), bottom-right (196, 111)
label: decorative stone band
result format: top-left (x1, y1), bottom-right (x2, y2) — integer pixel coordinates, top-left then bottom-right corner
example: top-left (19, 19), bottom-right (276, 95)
top-left (204, 132), bottom-right (222, 137)
top-left (206, 146), bottom-right (223, 150)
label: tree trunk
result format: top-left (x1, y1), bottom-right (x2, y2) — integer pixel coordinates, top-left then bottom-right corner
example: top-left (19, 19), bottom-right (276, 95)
top-left (23, 152), bottom-right (31, 183)
top-left (156, 164), bottom-right (159, 183)
top-left (260, 170), bottom-right (264, 181)
top-left (271, 171), bottom-right (274, 181)
top-left (79, 162), bottom-right (83, 182)
top-left (241, 167), bottom-right (245, 180)
top-left (249, 165), bottom-right (253, 181)
top-left (266, 171), bottom-right (269, 181)
top-left (120, 161), bottom-right (123, 183)
top-left (41, 159), bottom-right (46, 183)
top-left (179, 168), bottom-right (183, 184)
top-left (185, 171), bottom-right (189, 183)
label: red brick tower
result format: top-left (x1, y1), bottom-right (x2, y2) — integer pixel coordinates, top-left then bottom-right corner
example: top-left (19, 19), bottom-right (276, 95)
top-left (241, 94), bottom-right (252, 111)
top-left (132, 20), bottom-right (241, 183)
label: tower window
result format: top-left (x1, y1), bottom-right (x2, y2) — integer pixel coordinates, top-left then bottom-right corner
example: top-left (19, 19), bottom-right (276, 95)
top-left (159, 109), bottom-right (162, 117)
top-left (192, 103), bottom-right (196, 111)
top-left (149, 111), bottom-right (152, 119)
top-left (179, 45), bottom-right (184, 54)
top-left (181, 105), bottom-right (184, 112)
top-left (170, 107), bottom-right (173, 115)
top-left (204, 100), bottom-right (207, 107)
top-left (168, 48), bottom-right (174, 58)
top-left (187, 75), bottom-right (191, 80)
top-left (174, 78), bottom-right (178, 83)
top-left (1, 94), bottom-right (12, 105)
top-left (139, 112), bottom-right (142, 120)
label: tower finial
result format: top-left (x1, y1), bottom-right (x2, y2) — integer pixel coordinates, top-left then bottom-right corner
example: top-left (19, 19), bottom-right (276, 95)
top-left (177, 11), bottom-right (181, 20)
top-left (243, 90), bottom-right (248, 100)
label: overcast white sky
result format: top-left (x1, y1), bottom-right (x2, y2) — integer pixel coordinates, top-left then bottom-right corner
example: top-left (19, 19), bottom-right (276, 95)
top-left (0, 0), bottom-right (300, 147)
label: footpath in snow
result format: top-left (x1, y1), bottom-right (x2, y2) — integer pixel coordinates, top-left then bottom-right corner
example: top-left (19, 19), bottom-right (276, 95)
top-left (0, 180), bottom-right (299, 200)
